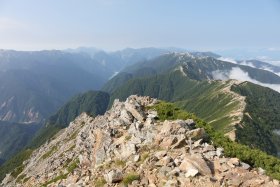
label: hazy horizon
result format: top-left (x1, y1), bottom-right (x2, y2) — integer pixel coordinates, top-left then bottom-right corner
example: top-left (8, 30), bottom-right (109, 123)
top-left (0, 0), bottom-right (279, 51)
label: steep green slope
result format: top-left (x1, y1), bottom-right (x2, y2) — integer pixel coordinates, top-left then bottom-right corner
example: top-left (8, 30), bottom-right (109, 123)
top-left (29, 91), bottom-right (110, 148)
top-left (232, 82), bottom-right (280, 155)
top-left (102, 73), bottom-right (134, 93)
top-left (0, 121), bottom-right (40, 162)
top-left (47, 90), bottom-right (110, 128)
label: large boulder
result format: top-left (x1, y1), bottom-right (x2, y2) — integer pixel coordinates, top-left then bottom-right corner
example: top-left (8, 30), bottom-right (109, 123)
top-left (119, 109), bottom-right (134, 125)
top-left (179, 154), bottom-right (212, 176)
top-left (186, 128), bottom-right (207, 141)
top-left (160, 120), bottom-right (191, 135)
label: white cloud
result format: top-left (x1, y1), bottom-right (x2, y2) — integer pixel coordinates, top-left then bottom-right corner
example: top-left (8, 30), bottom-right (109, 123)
top-left (260, 65), bottom-right (280, 76)
top-left (212, 67), bottom-right (280, 93)
top-left (218, 57), bottom-right (237, 64)
top-left (212, 70), bottom-right (228, 80)
top-left (244, 62), bottom-right (280, 77)
top-left (239, 61), bottom-right (255, 68)
top-left (230, 59), bottom-right (280, 76)
top-left (263, 60), bottom-right (280, 67)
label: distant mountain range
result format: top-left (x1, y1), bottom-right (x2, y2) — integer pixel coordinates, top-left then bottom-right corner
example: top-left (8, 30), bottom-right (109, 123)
top-left (0, 50), bottom-right (107, 123)
top-left (0, 48), bottom-right (186, 161)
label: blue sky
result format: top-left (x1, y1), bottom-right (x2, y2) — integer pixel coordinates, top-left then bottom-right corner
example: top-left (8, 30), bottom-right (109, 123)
top-left (0, 0), bottom-right (279, 51)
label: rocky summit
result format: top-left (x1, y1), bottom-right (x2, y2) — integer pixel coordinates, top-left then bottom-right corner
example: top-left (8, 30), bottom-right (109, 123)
top-left (2, 95), bottom-right (279, 187)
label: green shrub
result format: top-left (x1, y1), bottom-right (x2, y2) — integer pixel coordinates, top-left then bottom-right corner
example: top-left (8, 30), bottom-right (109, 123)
top-left (122, 173), bottom-right (140, 186)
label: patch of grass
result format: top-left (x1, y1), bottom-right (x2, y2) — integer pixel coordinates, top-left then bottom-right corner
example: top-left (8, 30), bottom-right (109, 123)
top-left (95, 177), bottom-right (106, 187)
top-left (42, 173), bottom-right (67, 187)
top-left (67, 159), bottom-right (79, 173)
top-left (122, 173), bottom-right (140, 186)
top-left (115, 159), bottom-right (126, 168)
top-left (147, 101), bottom-right (195, 122)
top-left (11, 165), bottom-right (24, 178)
top-left (23, 176), bottom-right (31, 183)
top-left (139, 152), bottom-right (149, 163)
top-left (40, 145), bottom-right (57, 160)
top-left (42, 159), bottom-right (78, 186)
top-left (125, 135), bottom-right (131, 141)
top-left (58, 152), bottom-right (64, 157)
top-left (68, 130), bottom-right (79, 141)
top-left (97, 161), bottom-right (112, 170)
top-left (16, 173), bottom-right (26, 183)
top-left (66, 144), bottom-right (76, 152)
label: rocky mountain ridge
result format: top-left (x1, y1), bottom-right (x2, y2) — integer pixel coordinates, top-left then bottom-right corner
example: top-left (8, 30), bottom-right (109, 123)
top-left (2, 95), bottom-right (279, 187)
top-left (104, 53), bottom-right (280, 156)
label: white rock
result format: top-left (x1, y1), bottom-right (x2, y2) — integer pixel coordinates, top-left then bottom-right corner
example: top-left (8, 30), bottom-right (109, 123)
top-left (227, 158), bottom-right (240, 167)
top-left (67, 184), bottom-right (80, 187)
top-left (147, 110), bottom-right (158, 118)
top-left (134, 155), bottom-right (140, 162)
top-left (179, 154), bottom-right (211, 176)
top-left (216, 147), bottom-right (224, 157)
top-left (258, 167), bottom-right (265, 175)
top-left (120, 143), bottom-right (136, 159)
top-left (241, 162), bottom-right (250, 170)
top-left (185, 168), bottom-right (199, 177)
top-left (193, 139), bottom-right (203, 148)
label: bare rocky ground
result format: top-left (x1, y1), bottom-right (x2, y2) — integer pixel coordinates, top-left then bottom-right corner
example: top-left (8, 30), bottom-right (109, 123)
top-left (1, 95), bottom-right (279, 187)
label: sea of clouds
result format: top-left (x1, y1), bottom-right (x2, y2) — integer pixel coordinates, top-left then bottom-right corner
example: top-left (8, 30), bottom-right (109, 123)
top-left (212, 67), bottom-right (280, 93)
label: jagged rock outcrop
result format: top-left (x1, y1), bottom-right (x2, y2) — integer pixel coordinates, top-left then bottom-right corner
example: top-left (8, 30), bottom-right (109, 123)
top-left (2, 95), bottom-right (279, 187)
